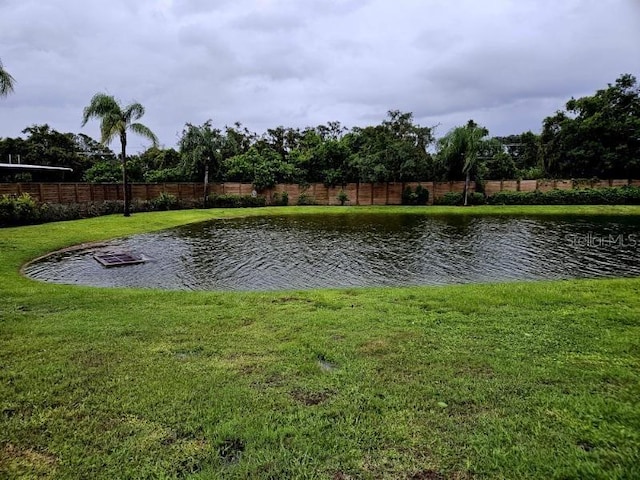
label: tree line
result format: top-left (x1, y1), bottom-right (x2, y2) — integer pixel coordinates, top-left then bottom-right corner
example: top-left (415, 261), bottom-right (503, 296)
top-left (1, 73), bottom-right (639, 194)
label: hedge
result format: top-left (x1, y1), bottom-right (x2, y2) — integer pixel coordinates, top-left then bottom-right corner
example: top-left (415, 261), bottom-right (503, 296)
top-left (488, 186), bottom-right (640, 205)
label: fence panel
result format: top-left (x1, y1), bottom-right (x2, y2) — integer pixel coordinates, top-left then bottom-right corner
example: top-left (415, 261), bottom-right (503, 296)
top-left (2, 179), bottom-right (640, 206)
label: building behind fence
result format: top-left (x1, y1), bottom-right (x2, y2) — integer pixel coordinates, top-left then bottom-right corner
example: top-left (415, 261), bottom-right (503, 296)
top-left (2, 179), bottom-right (640, 206)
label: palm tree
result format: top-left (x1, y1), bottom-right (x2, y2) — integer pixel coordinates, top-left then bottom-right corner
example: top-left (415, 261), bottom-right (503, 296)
top-left (0, 59), bottom-right (16, 97)
top-left (439, 120), bottom-right (488, 206)
top-left (179, 120), bottom-right (223, 205)
top-left (82, 93), bottom-right (158, 216)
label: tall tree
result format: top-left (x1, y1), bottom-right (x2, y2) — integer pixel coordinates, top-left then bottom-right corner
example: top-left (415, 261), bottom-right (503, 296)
top-left (289, 123), bottom-right (353, 186)
top-left (224, 144), bottom-right (297, 191)
top-left (438, 120), bottom-right (488, 205)
top-left (541, 74), bottom-right (640, 178)
top-left (0, 59), bottom-right (16, 97)
top-left (346, 111), bottom-right (434, 183)
top-left (20, 124), bottom-right (92, 180)
top-left (220, 122), bottom-right (255, 160)
top-left (179, 121), bottom-right (224, 202)
top-left (494, 131), bottom-right (541, 175)
top-left (81, 93), bottom-right (158, 216)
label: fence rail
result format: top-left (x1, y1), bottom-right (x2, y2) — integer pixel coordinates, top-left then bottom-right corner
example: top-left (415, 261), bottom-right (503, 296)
top-left (2, 179), bottom-right (640, 206)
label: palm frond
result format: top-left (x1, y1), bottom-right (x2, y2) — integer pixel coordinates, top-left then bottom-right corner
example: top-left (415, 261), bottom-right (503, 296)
top-left (0, 59), bottom-right (16, 97)
top-left (100, 118), bottom-right (122, 146)
top-left (123, 103), bottom-right (145, 123)
top-left (130, 123), bottom-right (159, 147)
top-left (81, 93), bottom-right (121, 127)
top-left (82, 93), bottom-right (158, 148)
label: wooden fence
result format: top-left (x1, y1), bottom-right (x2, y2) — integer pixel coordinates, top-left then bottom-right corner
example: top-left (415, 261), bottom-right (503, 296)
top-left (2, 179), bottom-right (640, 206)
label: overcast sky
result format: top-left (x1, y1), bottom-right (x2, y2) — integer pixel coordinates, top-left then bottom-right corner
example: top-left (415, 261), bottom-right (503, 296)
top-left (1, 0), bottom-right (639, 153)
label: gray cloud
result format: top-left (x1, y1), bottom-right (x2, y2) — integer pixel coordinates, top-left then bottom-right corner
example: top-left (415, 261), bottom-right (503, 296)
top-left (1, 0), bottom-right (639, 152)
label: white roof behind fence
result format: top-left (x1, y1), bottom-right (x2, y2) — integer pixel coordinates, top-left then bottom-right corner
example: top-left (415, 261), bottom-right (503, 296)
top-left (0, 163), bottom-right (73, 172)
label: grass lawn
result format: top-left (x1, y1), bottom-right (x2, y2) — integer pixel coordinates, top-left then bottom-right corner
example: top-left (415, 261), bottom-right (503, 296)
top-left (1, 205), bottom-right (639, 479)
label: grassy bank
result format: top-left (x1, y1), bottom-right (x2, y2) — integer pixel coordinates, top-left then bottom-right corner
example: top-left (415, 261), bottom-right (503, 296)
top-left (1, 206), bottom-right (639, 479)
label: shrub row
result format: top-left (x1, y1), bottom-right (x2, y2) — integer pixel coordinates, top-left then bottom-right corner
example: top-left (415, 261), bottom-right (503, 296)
top-left (0, 192), bottom-right (269, 227)
top-left (206, 194), bottom-right (267, 208)
top-left (0, 194), bottom-right (129, 227)
top-left (432, 186), bottom-right (640, 206)
top-left (402, 185), bottom-right (429, 205)
top-left (434, 192), bottom-right (486, 206)
top-left (296, 193), bottom-right (316, 206)
top-left (488, 186), bottom-right (640, 205)
top-left (271, 191), bottom-right (289, 206)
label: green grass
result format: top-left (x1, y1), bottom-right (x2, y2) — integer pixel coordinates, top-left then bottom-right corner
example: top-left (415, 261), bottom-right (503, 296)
top-left (1, 206), bottom-right (639, 479)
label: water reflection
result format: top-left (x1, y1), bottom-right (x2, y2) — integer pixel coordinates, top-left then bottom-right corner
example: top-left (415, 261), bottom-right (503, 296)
top-left (24, 214), bottom-right (640, 291)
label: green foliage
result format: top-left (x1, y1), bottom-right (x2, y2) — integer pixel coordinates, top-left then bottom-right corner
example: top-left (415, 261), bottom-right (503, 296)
top-left (436, 120), bottom-right (490, 206)
top-left (541, 74), bottom-right (640, 178)
top-left (271, 191), bottom-right (289, 206)
top-left (488, 186), bottom-right (640, 205)
top-left (415, 185), bottom-right (429, 204)
top-left (435, 191), bottom-right (486, 206)
top-left (402, 186), bottom-right (413, 204)
top-left (224, 146), bottom-right (297, 191)
top-left (470, 192), bottom-right (485, 205)
top-left (494, 131), bottom-right (542, 174)
top-left (13, 173), bottom-right (32, 183)
top-left (0, 57), bottom-right (16, 97)
top-left (402, 185), bottom-right (429, 205)
top-left (82, 200), bottom-right (125, 217)
top-left (337, 189), bottom-right (349, 205)
top-left (0, 195), bottom-right (125, 226)
top-left (83, 160), bottom-right (121, 183)
top-left (136, 146), bottom-right (182, 182)
top-left (82, 94), bottom-right (159, 149)
top-left (485, 151), bottom-right (517, 180)
top-left (178, 121), bottom-right (224, 182)
top-left (296, 192), bottom-right (316, 205)
top-left (346, 111), bottom-right (434, 183)
top-left (143, 167), bottom-right (184, 183)
top-left (0, 193), bottom-right (39, 226)
top-left (208, 194), bottom-right (266, 208)
top-left (288, 125), bottom-right (346, 186)
top-left (150, 192), bottom-right (179, 211)
top-left (436, 120), bottom-right (489, 181)
top-left (0, 124), bottom-right (107, 181)
top-left (75, 133), bottom-right (117, 163)
top-left (519, 166), bottom-right (545, 180)
top-left (436, 192), bottom-right (463, 206)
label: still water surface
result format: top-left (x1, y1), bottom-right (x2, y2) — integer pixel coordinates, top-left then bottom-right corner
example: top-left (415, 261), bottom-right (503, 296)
top-left (24, 214), bottom-right (640, 291)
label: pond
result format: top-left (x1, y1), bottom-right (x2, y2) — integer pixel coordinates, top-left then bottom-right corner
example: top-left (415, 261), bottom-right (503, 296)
top-left (24, 213), bottom-right (640, 291)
